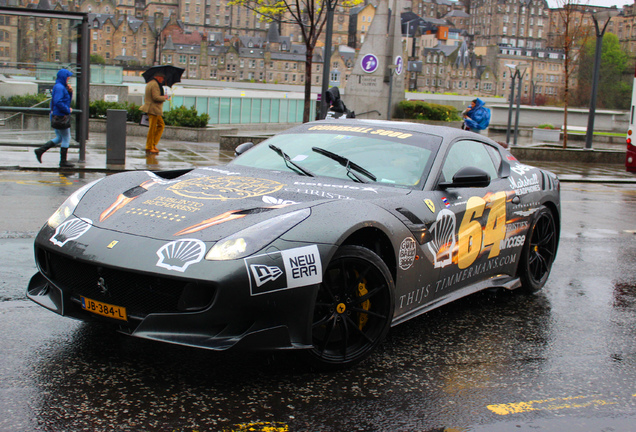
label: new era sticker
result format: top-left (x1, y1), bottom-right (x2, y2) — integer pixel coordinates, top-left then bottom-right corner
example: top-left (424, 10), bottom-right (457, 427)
top-left (245, 245), bottom-right (323, 295)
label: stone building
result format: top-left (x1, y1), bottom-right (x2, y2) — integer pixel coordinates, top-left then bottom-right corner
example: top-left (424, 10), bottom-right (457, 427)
top-left (469, 0), bottom-right (550, 49)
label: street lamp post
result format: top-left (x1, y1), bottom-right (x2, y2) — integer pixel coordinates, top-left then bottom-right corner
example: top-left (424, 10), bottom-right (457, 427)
top-left (585, 7), bottom-right (619, 150)
top-left (506, 66), bottom-right (516, 145)
top-left (505, 63), bottom-right (527, 146)
top-left (514, 64), bottom-right (528, 146)
top-left (320, 0), bottom-right (337, 119)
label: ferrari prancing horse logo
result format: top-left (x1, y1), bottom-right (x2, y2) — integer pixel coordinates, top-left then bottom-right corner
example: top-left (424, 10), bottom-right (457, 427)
top-left (425, 199), bottom-right (435, 213)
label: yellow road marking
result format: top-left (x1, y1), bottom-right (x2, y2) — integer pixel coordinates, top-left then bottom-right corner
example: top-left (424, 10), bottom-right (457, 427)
top-left (225, 422), bottom-right (289, 432)
top-left (487, 395), bottom-right (617, 415)
top-left (0, 173), bottom-right (75, 186)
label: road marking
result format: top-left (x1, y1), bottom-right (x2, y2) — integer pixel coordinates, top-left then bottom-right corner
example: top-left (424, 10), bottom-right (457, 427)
top-left (0, 173), bottom-right (76, 186)
top-left (487, 394), bottom-right (617, 415)
top-left (225, 422), bottom-right (289, 432)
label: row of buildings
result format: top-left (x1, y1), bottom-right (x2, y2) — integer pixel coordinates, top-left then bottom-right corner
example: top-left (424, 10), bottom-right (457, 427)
top-left (0, 0), bottom-right (634, 105)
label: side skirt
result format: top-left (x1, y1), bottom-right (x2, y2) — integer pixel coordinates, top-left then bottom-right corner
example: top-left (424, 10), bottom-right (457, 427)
top-left (391, 274), bottom-right (521, 327)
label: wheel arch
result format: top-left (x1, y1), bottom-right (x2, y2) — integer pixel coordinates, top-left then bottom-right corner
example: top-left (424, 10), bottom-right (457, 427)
top-left (341, 227), bottom-right (397, 284)
top-left (541, 199), bottom-right (561, 246)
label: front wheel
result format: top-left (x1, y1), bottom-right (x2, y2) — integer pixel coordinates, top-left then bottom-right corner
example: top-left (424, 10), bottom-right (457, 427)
top-left (306, 245), bottom-right (394, 369)
top-left (519, 206), bottom-right (558, 293)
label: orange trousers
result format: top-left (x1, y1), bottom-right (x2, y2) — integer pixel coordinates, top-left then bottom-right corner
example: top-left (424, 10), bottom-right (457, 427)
top-left (145, 114), bottom-right (165, 151)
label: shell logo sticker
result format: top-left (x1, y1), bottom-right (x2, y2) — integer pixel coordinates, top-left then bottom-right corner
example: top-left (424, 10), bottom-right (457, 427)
top-left (425, 199), bottom-right (435, 213)
top-left (168, 176), bottom-right (284, 201)
top-left (50, 218), bottom-right (92, 247)
top-left (156, 239), bottom-right (206, 272)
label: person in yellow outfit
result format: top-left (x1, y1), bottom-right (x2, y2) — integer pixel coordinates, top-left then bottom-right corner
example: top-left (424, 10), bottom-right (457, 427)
top-left (140, 73), bottom-right (170, 154)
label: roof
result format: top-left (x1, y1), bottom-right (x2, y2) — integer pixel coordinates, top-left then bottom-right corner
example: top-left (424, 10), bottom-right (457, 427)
top-left (445, 10), bottom-right (470, 18)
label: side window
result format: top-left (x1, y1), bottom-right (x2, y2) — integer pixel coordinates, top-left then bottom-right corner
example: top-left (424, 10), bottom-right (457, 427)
top-left (441, 140), bottom-right (499, 182)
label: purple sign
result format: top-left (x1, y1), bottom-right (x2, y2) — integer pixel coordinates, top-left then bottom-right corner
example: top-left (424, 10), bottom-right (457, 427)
top-left (361, 54), bottom-right (379, 74)
top-left (395, 55), bottom-right (403, 75)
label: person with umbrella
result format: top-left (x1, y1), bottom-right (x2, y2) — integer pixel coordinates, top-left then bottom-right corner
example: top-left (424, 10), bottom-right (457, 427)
top-left (140, 65), bottom-right (184, 154)
top-left (140, 72), bottom-right (171, 154)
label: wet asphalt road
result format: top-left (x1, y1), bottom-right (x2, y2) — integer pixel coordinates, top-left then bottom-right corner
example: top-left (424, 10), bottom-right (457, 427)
top-left (1, 170), bottom-right (636, 432)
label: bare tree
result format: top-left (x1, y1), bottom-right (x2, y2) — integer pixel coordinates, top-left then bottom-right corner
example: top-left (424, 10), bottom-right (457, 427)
top-left (229, 0), bottom-right (361, 123)
top-left (550, 0), bottom-right (591, 148)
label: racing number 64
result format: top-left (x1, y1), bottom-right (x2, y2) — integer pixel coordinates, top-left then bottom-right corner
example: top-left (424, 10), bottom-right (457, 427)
top-left (457, 191), bottom-right (506, 269)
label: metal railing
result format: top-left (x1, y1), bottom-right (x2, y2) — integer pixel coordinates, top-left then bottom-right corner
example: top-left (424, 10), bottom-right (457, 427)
top-left (0, 98), bottom-right (52, 130)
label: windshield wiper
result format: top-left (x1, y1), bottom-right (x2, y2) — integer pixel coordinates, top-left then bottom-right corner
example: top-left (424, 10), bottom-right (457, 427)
top-left (311, 147), bottom-right (377, 183)
top-left (269, 144), bottom-right (314, 177)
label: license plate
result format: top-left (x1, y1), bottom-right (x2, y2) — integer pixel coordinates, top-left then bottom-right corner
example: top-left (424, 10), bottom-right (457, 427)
top-left (81, 296), bottom-right (127, 321)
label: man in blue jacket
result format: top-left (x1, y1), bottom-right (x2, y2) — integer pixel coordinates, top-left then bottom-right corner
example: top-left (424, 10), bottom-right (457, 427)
top-left (34, 68), bottom-right (74, 167)
top-left (462, 98), bottom-right (491, 134)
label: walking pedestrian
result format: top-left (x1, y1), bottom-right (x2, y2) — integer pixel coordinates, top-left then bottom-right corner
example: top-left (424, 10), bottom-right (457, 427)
top-left (462, 98), bottom-right (491, 134)
top-left (140, 72), bottom-right (170, 154)
top-left (34, 68), bottom-right (74, 167)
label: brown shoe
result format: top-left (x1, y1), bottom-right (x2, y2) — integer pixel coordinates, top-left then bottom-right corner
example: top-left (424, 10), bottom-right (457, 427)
top-left (149, 147), bottom-right (159, 154)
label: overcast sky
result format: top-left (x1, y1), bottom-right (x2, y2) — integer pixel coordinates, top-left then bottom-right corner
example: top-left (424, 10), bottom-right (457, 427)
top-left (546, 0), bottom-right (633, 7)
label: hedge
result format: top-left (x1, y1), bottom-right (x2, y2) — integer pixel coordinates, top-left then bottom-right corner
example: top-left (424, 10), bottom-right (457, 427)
top-left (396, 100), bottom-right (461, 122)
top-left (89, 100), bottom-right (209, 128)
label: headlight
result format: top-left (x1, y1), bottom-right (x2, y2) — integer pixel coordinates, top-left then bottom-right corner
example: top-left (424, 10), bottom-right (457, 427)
top-left (47, 178), bottom-right (103, 229)
top-left (205, 208), bottom-right (311, 261)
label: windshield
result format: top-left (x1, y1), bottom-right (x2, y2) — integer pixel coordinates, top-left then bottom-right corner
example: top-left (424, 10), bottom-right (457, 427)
top-left (231, 131), bottom-right (439, 189)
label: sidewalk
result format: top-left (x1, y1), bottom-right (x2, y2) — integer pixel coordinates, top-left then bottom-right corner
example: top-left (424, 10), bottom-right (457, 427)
top-left (0, 131), bottom-right (235, 172)
top-left (0, 129), bottom-right (634, 183)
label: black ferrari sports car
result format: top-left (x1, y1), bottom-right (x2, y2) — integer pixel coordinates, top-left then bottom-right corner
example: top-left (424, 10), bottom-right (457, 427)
top-left (28, 119), bottom-right (560, 368)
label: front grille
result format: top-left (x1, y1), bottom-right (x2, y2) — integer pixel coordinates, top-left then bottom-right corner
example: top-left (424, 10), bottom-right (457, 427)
top-left (38, 247), bottom-right (215, 317)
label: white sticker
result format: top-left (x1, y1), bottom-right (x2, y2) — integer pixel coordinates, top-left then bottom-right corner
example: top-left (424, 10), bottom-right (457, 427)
top-left (50, 218), bottom-right (92, 247)
top-left (281, 245), bottom-right (323, 288)
top-left (156, 239), bottom-right (205, 272)
top-left (399, 237), bottom-right (417, 270)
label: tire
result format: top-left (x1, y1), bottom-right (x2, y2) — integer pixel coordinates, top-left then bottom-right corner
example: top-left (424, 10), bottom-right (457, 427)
top-left (305, 245), bottom-right (394, 370)
top-left (519, 206), bottom-right (558, 293)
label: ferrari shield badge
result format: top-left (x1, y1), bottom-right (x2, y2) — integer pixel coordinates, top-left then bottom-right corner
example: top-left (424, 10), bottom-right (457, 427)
top-left (425, 199), bottom-right (435, 213)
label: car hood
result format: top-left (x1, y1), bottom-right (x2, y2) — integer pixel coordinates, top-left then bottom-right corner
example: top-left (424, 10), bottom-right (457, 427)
top-left (73, 166), bottom-right (410, 241)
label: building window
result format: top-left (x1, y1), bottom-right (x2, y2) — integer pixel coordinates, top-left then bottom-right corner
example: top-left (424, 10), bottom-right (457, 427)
top-left (190, 56), bottom-right (197, 65)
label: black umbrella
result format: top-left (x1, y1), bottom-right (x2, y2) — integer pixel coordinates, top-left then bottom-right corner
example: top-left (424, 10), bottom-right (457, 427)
top-left (142, 65), bottom-right (185, 88)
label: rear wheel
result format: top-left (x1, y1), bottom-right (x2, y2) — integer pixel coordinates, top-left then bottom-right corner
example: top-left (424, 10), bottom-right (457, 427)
top-left (519, 206), bottom-right (558, 293)
top-left (306, 245), bottom-right (394, 369)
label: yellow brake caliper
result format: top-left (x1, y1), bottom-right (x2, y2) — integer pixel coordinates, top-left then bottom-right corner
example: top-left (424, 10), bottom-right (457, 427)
top-left (356, 273), bottom-right (371, 330)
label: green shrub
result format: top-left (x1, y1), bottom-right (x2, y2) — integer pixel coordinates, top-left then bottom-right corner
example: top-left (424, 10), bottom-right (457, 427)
top-left (396, 100), bottom-right (461, 122)
top-left (0, 93), bottom-right (49, 107)
top-left (163, 105), bottom-right (210, 128)
top-left (536, 123), bottom-right (556, 129)
top-left (88, 101), bottom-right (209, 127)
top-left (89, 100), bottom-right (126, 118)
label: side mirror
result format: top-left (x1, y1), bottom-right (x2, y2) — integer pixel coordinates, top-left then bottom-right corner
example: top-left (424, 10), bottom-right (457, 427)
top-left (439, 166), bottom-right (491, 189)
top-left (234, 141), bottom-right (254, 157)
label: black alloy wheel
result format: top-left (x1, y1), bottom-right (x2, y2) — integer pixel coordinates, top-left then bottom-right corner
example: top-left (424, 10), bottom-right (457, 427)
top-left (519, 205), bottom-right (558, 293)
top-left (307, 245), bottom-right (394, 369)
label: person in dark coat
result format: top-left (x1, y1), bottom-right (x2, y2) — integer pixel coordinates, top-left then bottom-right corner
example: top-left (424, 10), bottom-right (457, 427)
top-left (34, 68), bottom-right (74, 167)
top-left (325, 86), bottom-right (346, 114)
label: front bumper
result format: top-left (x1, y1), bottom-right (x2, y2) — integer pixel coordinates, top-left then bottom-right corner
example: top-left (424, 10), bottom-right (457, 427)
top-left (27, 234), bottom-right (333, 351)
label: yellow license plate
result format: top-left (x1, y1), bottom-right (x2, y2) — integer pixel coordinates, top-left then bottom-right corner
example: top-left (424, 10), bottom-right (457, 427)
top-left (81, 296), bottom-right (127, 321)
